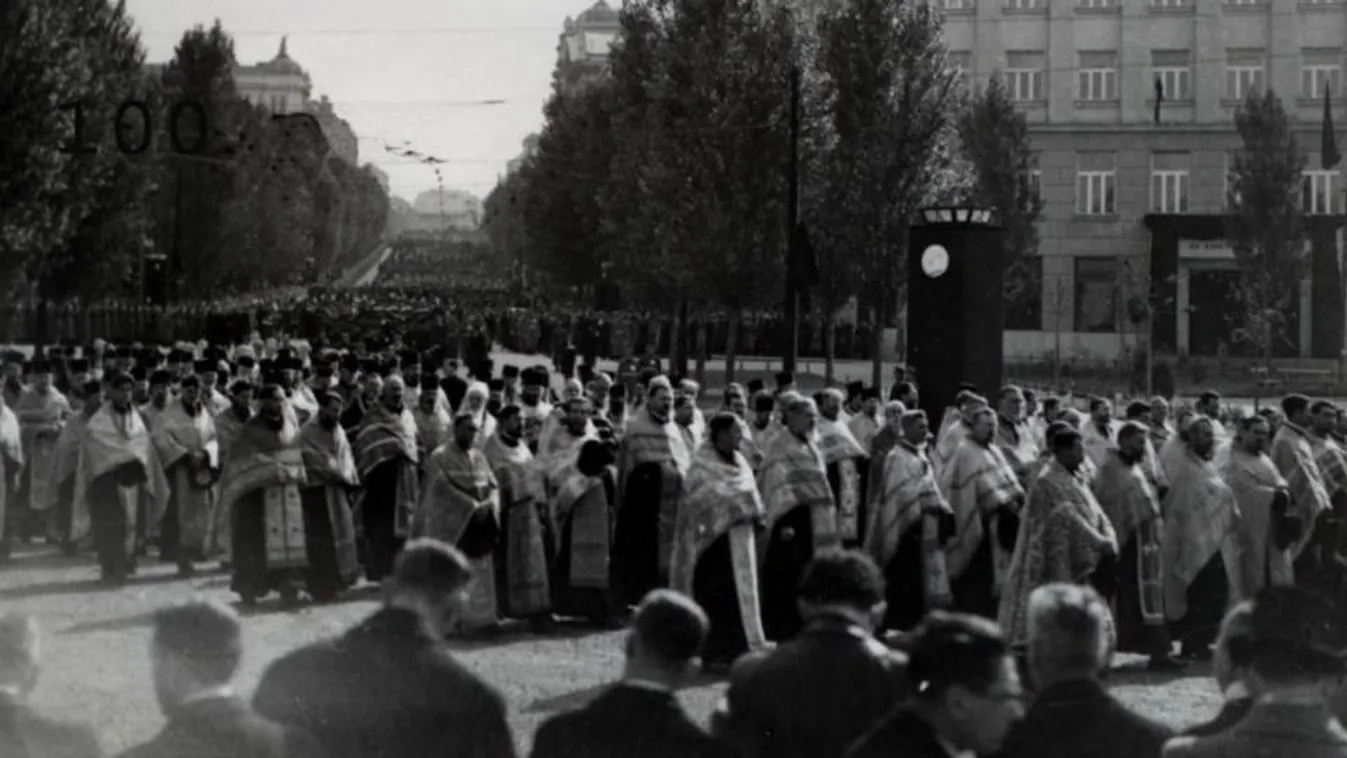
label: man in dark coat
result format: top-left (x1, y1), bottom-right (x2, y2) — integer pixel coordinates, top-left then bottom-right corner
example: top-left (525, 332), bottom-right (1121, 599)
top-left (119, 601), bottom-right (311, 758)
top-left (847, 610), bottom-right (1024, 758)
top-left (252, 538), bottom-right (516, 758)
top-left (0, 615), bottom-right (101, 758)
top-left (530, 590), bottom-right (729, 758)
top-left (992, 584), bottom-right (1170, 758)
top-left (1182, 602), bottom-right (1255, 738)
top-left (719, 551), bottom-right (908, 758)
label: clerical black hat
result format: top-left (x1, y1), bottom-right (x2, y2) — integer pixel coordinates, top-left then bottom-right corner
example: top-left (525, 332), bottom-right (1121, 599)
top-left (130, 366), bottom-right (148, 382)
top-left (754, 393), bottom-right (775, 413)
top-left (2, 349), bottom-right (24, 363)
top-left (775, 371), bottom-right (795, 388)
top-left (194, 360), bottom-right (216, 375)
top-left (168, 349), bottom-right (192, 364)
top-left (24, 359), bottom-right (51, 374)
top-left (68, 359), bottom-right (89, 373)
top-left (502, 365), bottom-right (519, 379)
top-left (862, 386), bottom-right (881, 401)
top-left (609, 384), bottom-right (627, 400)
top-left (746, 379), bottom-right (765, 395)
top-left (578, 364), bottom-right (595, 385)
top-left (846, 381), bottom-right (864, 399)
top-left (149, 370), bottom-right (173, 386)
top-left (522, 368), bottom-right (545, 388)
top-left (400, 350), bottom-right (421, 368)
top-left (359, 358), bottom-right (380, 374)
top-left (237, 355), bottom-right (256, 369)
top-left (487, 378), bottom-right (505, 392)
top-left (341, 354), bottom-right (360, 372)
top-left (420, 373), bottom-right (439, 389)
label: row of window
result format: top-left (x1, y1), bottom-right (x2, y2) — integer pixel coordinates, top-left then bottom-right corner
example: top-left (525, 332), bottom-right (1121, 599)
top-left (949, 50), bottom-right (1343, 103)
top-left (1062, 152), bottom-right (1344, 215)
top-left (944, 0), bottom-right (1342, 10)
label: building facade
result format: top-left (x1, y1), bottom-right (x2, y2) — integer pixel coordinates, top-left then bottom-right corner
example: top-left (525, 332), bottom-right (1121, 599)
top-left (942, 0), bottom-right (1346, 361)
top-left (557, 1), bottom-right (621, 93)
top-left (230, 38), bottom-right (360, 165)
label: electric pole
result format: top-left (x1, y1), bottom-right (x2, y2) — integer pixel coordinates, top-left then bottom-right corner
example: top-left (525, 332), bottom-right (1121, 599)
top-left (784, 63), bottom-right (801, 374)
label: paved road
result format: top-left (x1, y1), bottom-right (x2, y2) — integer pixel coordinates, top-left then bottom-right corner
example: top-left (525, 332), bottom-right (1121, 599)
top-left (2, 542), bottom-right (1220, 755)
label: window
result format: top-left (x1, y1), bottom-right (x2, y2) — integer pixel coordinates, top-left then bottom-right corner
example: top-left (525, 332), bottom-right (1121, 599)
top-left (1151, 0), bottom-right (1192, 8)
top-left (1152, 50), bottom-right (1193, 101)
top-left (1006, 0), bottom-right (1044, 8)
top-left (1005, 51), bottom-right (1046, 102)
top-left (1226, 50), bottom-right (1266, 100)
top-left (1225, 151), bottom-right (1241, 209)
top-left (942, 0), bottom-right (975, 9)
top-left (1078, 51), bottom-right (1119, 102)
top-left (1074, 258), bottom-right (1119, 333)
top-left (1303, 167), bottom-right (1344, 215)
top-left (1079, 0), bottom-right (1118, 8)
top-left (1076, 152), bottom-right (1116, 215)
top-left (1225, 0), bottom-right (1268, 6)
top-left (950, 52), bottom-right (972, 84)
top-left (584, 32), bottom-right (616, 56)
top-left (1151, 152), bottom-right (1191, 213)
top-left (1302, 51), bottom-right (1342, 98)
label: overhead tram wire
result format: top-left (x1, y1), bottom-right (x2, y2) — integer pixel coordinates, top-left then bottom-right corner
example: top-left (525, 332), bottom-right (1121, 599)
top-left (140, 7), bottom-right (1334, 37)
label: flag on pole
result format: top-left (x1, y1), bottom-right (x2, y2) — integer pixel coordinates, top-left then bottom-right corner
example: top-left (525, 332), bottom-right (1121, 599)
top-left (1325, 82), bottom-right (1341, 170)
top-left (1154, 76), bottom-right (1164, 125)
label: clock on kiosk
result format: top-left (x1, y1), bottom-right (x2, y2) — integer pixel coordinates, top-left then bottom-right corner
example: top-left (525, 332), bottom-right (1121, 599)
top-left (920, 244), bottom-right (950, 278)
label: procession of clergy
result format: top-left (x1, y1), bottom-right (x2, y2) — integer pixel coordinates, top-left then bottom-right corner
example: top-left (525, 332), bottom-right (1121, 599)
top-left (2, 339), bottom-right (1343, 665)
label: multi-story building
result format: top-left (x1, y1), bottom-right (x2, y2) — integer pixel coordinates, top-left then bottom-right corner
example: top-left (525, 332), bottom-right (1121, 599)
top-left (507, 134), bottom-right (541, 174)
top-left (153, 37), bottom-right (361, 165)
top-left (556, 1), bottom-right (621, 93)
top-left (942, 0), bottom-right (1346, 361)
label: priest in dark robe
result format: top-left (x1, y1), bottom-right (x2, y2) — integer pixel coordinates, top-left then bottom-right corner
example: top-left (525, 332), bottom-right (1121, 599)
top-left (71, 371), bottom-right (170, 584)
top-left (865, 409), bottom-right (956, 632)
top-left (815, 388), bottom-right (869, 549)
top-left (999, 428), bottom-right (1117, 656)
top-left (44, 379), bottom-right (101, 555)
top-left (1222, 415), bottom-right (1298, 601)
top-left (994, 386), bottom-right (1039, 493)
top-left (1094, 421), bottom-right (1180, 670)
top-left (352, 376), bottom-right (420, 582)
top-left (209, 379), bottom-right (254, 566)
top-left (758, 394), bottom-right (839, 641)
top-left (670, 412), bottom-right (768, 670)
top-left (0, 392), bottom-right (23, 563)
top-left (1162, 416), bottom-right (1244, 660)
top-left (298, 391), bottom-right (361, 602)
top-left (482, 405), bottom-right (554, 629)
top-left (1300, 399), bottom-right (1347, 595)
top-left (938, 407), bottom-right (1025, 619)
top-left (416, 413), bottom-right (502, 634)
top-left (14, 359), bottom-right (70, 546)
top-left (221, 384), bottom-right (308, 606)
top-left (613, 376), bottom-right (691, 606)
top-left (538, 398), bottom-right (619, 625)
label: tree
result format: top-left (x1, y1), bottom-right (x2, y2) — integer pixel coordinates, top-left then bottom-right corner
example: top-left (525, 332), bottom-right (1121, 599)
top-left (35, 0), bottom-right (157, 344)
top-left (517, 77), bottom-right (616, 295)
top-left (155, 21), bottom-right (250, 299)
top-left (0, 0), bottom-right (134, 312)
top-left (1226, 89), bottom-right (1307, 365)
top-left (956, 74), bottom-right (1043, 317)
top-left (805, 0), bottom-right (966, 386)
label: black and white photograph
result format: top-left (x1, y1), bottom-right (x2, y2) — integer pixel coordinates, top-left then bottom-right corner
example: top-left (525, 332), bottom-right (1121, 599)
top-left (3, 0), bottom-right (1347, 755)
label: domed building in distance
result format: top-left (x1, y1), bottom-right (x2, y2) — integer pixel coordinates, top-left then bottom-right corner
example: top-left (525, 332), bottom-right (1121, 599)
top-left (556, 0), bottom-right (620, 93)
top-left (230, 37), bottom-right (360, 166)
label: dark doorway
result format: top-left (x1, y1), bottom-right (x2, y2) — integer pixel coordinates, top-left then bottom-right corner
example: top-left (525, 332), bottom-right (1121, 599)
top-left (1188, 269), bottom-right (1245, 357)
top-left (1188, 268), bottom-right (1300, 358)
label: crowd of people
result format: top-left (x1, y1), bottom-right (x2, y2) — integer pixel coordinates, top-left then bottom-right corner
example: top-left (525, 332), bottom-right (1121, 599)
top-left (2, 333), bottom-right (1347, 755)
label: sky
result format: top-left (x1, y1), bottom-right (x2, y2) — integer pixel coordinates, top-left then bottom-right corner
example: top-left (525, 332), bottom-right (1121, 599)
top-left (124, 0), bottom-right (601, 202)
